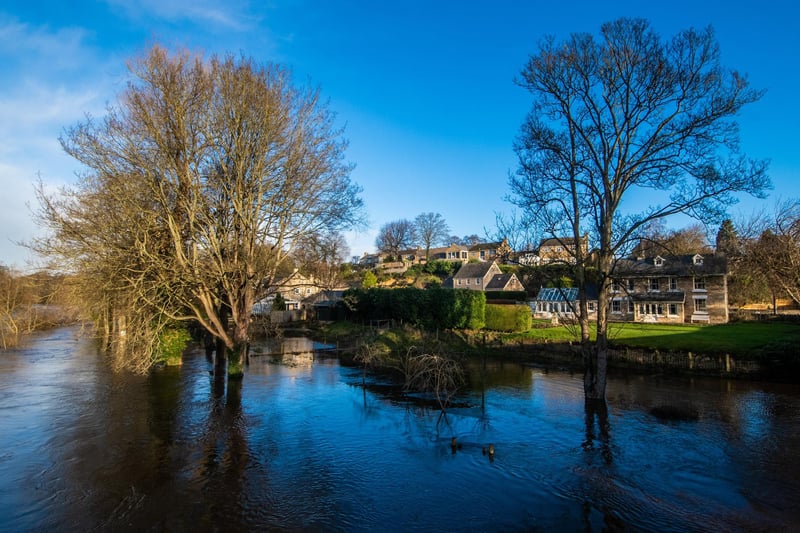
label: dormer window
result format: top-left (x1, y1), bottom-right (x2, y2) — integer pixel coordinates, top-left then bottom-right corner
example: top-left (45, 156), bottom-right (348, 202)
top-left (654, 256), bottom-right (664, 267)
top-left (693, 254), bottom-right (704, 265)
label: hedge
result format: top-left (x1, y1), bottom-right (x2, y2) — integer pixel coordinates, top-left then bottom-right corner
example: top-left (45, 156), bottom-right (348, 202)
top-left (484, 303), bottom-right (532, 332)
top-left (484, 291), bottom-right (528, 302)
top-left (344, 287), bottom-right (485, 330)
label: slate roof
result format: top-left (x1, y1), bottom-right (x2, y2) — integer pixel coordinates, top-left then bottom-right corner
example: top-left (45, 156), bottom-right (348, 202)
top-left (486, 273), bottom-right (516, 290)
top-left (453, 262), bottom-right (496, 279)
top-left (628, 291), bottom-right (686, 303)
top-left (615, 254), bottom-right (727, 277)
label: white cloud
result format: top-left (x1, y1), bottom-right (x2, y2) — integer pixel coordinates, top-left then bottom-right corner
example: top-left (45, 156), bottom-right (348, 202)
top-left (103, 0), bottom-right (258, 32)
top-left (0, 16), bottom-right (120, 269)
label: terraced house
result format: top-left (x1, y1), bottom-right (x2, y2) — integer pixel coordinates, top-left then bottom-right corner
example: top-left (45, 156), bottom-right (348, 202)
top-left (611, 254), bottom-right (729, 324)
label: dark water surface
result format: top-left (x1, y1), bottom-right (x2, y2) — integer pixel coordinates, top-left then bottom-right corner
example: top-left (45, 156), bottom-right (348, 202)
top-left (1, 327), bottom-right (799, 532)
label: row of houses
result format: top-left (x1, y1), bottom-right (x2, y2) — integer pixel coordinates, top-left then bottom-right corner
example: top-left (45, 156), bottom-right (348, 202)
top-left (357, 235), bottom-right (589, 269)
top-left (533, 253), bottom-right (728, 324)
top-left (259, 250), bottom-right (729, 324)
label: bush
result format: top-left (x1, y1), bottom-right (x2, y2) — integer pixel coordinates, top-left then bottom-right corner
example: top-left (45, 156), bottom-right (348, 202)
top-left (485, 291), bottom-right (528, 302)
top-left (343, 287), bottom-right (485, 330)
top-left (156, 325), bottom-right (191, 366)
top-left (485, 303), bottom-right (532, 332)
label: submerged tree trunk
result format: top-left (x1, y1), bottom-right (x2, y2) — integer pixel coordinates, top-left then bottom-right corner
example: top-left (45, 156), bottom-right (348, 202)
top-left (585, 256), bottom-right (612, 401)
top-left (215, 302), bottom-right (228, 376)
top-left (583, 338), bottom-right (608, 401)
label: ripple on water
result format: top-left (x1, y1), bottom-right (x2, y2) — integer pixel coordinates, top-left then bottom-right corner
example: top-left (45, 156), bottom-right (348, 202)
top-left (2, 328), bottom-right (800, 531)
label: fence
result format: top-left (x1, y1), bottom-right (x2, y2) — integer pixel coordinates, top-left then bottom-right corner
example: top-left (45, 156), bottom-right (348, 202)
top-left (489, 336), bottom-right (764, 377)
top-left (605, 347), bottom-right (762, 375)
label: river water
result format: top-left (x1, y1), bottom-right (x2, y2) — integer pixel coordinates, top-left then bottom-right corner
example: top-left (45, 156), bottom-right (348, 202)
top-left (1, 326), bottom-right (799, 532)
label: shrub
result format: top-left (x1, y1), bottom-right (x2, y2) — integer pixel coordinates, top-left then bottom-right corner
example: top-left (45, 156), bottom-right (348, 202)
top-left (485, 291), bottom-right (528, 302)
top-left (485, 303), bottom-right (532, 332)
top-left (156, 325), bottom-right (191, 366)
top-left (343, 287), bottom-right (485, 330)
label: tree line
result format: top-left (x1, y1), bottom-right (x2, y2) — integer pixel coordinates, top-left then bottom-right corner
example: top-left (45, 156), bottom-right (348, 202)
top-left (374, 213), bottom-right (489, 261)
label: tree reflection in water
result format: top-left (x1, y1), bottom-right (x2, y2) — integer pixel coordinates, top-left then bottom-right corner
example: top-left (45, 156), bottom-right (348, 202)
top-left (582, 398), bottom-right (612, 465)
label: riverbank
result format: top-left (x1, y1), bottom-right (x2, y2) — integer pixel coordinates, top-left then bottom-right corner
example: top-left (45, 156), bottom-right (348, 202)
top-left (300, 320), bottom-right (800, 383)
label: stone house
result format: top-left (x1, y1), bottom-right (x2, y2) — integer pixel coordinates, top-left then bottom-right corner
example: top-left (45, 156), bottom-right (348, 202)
top-left (452, 261), bottom-right (524, 292)
top-left (255, 270), bottom-right (323, 311)
top-left (537, 235), bottom-right (589, 264)
top-left (611, 254), bottom-right (728, 324)
top-left (427, 243), bottom-right (470, 263)
top-left (468, 238), bottom-right (513, 263)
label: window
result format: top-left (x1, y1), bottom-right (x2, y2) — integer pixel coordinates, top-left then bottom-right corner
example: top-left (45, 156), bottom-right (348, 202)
top-left (461, 251), bottom-right (467, 259)
top-left (466, 279), bottom-right (470, 285)
top-left (694, 298), bottom-right (707, 312)
top-left (588, 302), bottom-right (596, 311)
top-left (628, 279), bottom-right (635, 291)
top-left (654, 256), bottom-right (664, 267)
top-left (694, 254), bottom-right (704, 265)
top-left (628, 300), bottom-right (635, 313)
top-left (294, 288), bottom-right (300, 294)
top-left (694, 277), bottom-right (706, 290)
top-left (476, 278), bottom-right (481, 285)
top-left (480, 251), bottom-right (486, 259)
top-left (669, 277), bottom-right (678, 291)
top-left (612, 281), bottom-right (621, 292)
top-left (611, 300), bottom-right (621, 313)
top-left (669, 303), bottom-right (679, 315)
top-left (457, 279), bottom-right (462, 285)
top-left (649, 278), bottom-right (660, 291)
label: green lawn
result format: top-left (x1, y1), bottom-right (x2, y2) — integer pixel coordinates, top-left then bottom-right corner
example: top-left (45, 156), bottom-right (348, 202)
top-left (515, 321), bottom-right (800, 358)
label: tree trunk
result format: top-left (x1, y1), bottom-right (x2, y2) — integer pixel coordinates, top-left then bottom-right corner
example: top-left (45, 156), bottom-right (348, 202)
top-left (583, 335), bottom-right (608, 401)
top-left (215, 302), bottom-right (228, 376)
top-left (585, 253), bottom-right (612, 401)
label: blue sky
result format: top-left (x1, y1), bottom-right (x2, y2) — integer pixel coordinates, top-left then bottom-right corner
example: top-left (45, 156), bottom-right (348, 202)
top-left (1, 0), bottom-right (797, 268)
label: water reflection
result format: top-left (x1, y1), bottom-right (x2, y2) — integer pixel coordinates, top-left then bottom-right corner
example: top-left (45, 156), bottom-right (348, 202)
top-left (1, 327), bottom-right (799, 531)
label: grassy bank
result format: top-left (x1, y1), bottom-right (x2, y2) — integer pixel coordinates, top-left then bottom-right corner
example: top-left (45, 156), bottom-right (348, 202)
top-left (508, 320), bottom-right (800, 359)
top-left (311, 319), bottom-right (800, 360)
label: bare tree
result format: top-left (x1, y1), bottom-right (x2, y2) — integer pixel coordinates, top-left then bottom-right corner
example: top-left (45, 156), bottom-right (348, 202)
top-left (631, 223), bottom-right (713, 258)
top-left (510, 18), bottom-right (769, 401)
top-left (740, 199), bottom-right (800, 309)
top-left (375, 219), bottom-right (417, 259)
top-left (414, 212), bottom-right (450, 261)
top-left (34, 45), bottom-right (364, 377)
top-left (292, 231), bottom-right (351, 294)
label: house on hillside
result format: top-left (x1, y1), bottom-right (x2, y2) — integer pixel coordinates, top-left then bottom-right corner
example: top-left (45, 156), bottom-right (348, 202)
top-left (538, 235), bottom-right (589, 264)
top-left (611, 253), bottom-right (728, 324)
top-left (468, 238), bottom-right (513, 263)
top-left (427, 243), bottom-right (470, 263)
top-left (452, 261), bottom-right (524, 292)
top-left (358, 252), bottom-right (384, 268)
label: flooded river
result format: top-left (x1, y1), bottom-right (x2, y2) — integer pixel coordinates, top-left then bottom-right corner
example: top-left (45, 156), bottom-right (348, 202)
top-left (1, 326), bottom-right (799, 531)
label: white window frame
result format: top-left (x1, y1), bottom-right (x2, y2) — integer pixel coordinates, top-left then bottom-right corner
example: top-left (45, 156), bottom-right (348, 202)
top-left (694, 297), bottom-right (708, 313)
